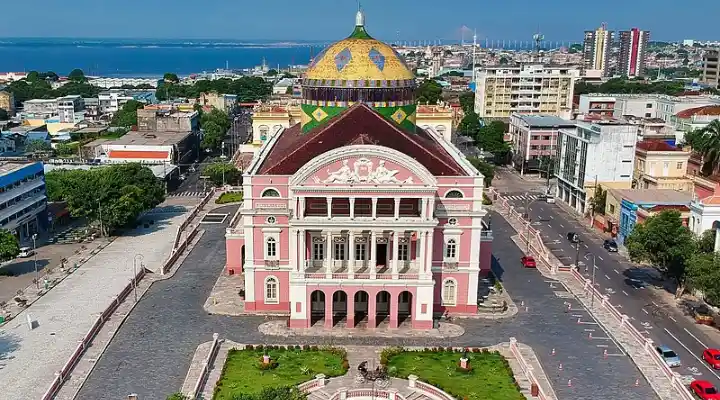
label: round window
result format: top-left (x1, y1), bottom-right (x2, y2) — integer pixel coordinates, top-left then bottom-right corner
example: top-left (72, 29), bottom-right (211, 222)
top-left (266, 216), bottom-right (277, 224)
top-left (448, 218), bottom-right (458, 225)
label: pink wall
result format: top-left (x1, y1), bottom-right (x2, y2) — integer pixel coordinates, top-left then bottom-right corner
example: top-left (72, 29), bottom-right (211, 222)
top-left (303, 157), bottom-right (422, 186)
top-left (432, 271), bottom-right (476, 314)
top-left (226, 237), bottom-right (244, 274)
top-left (479, 239), bottom-right (492, 275)
top-left (245, 270), bottom-right (290, 312)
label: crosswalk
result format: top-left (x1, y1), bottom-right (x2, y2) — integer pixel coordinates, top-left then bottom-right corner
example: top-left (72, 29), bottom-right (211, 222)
top-left (167, 191), bottom-right (209, 198)
top-left (503, 194), bottom-right (539, 202)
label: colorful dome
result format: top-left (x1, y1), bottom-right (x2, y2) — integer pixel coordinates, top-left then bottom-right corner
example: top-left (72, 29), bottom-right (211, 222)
top-left (300, 11), bottom-right (417, 132)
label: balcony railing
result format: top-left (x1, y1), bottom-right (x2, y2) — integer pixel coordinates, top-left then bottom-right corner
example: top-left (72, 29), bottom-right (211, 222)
top-left (264, 260), bottom-right (280, 269)
top-left (0, 179), bottom-right (45, 206)
top-left (302, 272), bottom-right (422, 280)
top-left (442, 262), bottom-right (458, 271)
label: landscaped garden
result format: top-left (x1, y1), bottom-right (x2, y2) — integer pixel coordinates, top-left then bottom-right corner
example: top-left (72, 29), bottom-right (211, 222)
top-left (213, 345), bottom-right (349, 400)
top-left (216, 191), bottom-right (244, 204)
top-left (382, 347), bottom-right (524, 400)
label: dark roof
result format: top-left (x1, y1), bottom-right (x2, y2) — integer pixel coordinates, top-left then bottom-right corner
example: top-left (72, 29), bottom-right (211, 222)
top-left (257, 103), bottom-right (467, 176)
top-left (636, 141), bottom-right (681, 152)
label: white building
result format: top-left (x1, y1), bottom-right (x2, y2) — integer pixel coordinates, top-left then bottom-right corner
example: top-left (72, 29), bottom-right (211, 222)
top-left (555, 118), bottom-right (637, 214)
top-left (583, 24), bottom-right (613, 77)
top-left (473, 63), bottom-right (579, 119)
top-left (22, 96), bottom-right (85, 122)
top-left (99, 89), bottom-right (135, 114)
top-left (88, 77), bottom-right (159, 89)
top-left (613, 94), bottom-right (720, 122)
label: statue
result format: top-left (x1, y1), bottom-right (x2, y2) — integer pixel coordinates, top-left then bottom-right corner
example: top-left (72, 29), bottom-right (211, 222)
top-left (372, 160), bottom-right (402, 184)
top-left (319, 158), bottom-right (414, 185)
top-left (323, 160), bottom-right (354, 183)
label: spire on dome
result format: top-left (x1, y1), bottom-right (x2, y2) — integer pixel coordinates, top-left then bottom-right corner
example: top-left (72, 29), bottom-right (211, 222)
top-left (355, 5), bottom-right (365, 27)
top-left (349, 6), bottom-right (371, 39)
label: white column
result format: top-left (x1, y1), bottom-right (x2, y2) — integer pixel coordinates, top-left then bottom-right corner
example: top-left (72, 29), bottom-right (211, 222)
top-left (428, 197), bottom-right (435, 220)
top-left (421, 198), bottom-right (429, 220)
top-left (299, 229), bottom-right (306, 272)
top-left (349, 231), bottom-right (355, 278)
top-left (424, 229), bottom-right (434, 278)
top-left (326, 197), bottom-right (333, 219)
top-left (298, 197), bottom-right (306, 220)
top-left (372, 197), bottom-right (378, 219)
top-left (392, 231), bottom-right (400, 277)
top-left (349, 198), bottom-right (355, 220)
top-left (418, 230), bottom-right (426, 274)
top-left (370, 231), bottom-right (377, 278)
top-left (394, 198), bottom-right (401, 220)
top-left (325, 231), bottom-right (332, 277)
top-left (715, 227), bottom-right (720, 253)
top-left (290, 228), bottom-right (298, 271)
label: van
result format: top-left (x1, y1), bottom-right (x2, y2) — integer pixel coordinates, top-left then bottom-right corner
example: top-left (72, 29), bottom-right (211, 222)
top-left (546, 196), bottom-right (555, 203)
top-left (18, 247), bottom-right (34, 258)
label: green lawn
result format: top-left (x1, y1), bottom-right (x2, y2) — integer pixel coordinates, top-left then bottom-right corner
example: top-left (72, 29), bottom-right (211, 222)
top-left (216, 191), bottom-right (243, 204)
top-left (386, 349), bottom-right (524, 400)
top-left (213, 347), bottom-right (348, 400)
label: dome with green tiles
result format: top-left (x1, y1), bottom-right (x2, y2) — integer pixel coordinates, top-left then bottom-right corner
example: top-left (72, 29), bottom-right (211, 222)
top-left (300, 10), bottom-right (417, 132)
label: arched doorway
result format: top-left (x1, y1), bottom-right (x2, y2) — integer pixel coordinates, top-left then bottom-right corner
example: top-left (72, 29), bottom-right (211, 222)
top-left (310, 290), bottom-right (325, 327)
top-left (398, 291), bottom-right (412, 326)
top-left (332, 291), bottom-right (348, 327)
top-left (240, 245), bottom-right (245, 271)
top-left (354, 291), bottom-right (369, 327)
top-left (376, 291), bottom-right (391, 326)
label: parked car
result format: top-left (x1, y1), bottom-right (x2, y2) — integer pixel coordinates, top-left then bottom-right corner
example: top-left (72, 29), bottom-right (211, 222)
top-left (690, 305), bottom-right (715, 326)
top-left (603, 239), bottom-right (618, 252)
top-left (655, 345), bottom-right (681, 367)
top-left (567, 232), bottom-right (580, 243)
top-left (521, 256), bottom-right (536, 268)
top-left (18, 247), bottom-right (34, 258)
top-left (691, 380), bottom-right (720, 399)
top-left (546, 196), bottom-right (555, 204)
top-left (703, 349), bottom-right (720, 369)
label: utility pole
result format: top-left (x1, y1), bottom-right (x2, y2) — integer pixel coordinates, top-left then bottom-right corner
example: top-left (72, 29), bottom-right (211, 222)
top-left (97, 199), bottom-right (103, 237)
top-left (575, 240), bottom-right (582, 268)
top-left (590, 175), bottom-right (599, 227)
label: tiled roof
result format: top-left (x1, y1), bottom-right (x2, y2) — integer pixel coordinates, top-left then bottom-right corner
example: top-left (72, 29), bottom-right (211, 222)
top-left (108, 150), bottom-right (169, 159)
top-left (675, 105), bottom-right (720, 119)
top-left (257, 103), bottom-right (466, 176)
top-left (636, 141), bottom-right (681, 152)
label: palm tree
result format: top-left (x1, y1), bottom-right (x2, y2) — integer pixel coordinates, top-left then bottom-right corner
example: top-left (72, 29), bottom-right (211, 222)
top-left (686, 120), bottom-right (720, 176)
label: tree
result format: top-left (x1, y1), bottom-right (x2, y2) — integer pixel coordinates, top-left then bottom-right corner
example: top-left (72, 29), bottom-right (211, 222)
top-left (416, 80), bottom-right (443, 104)
top-left (458, 111), bottom-right (481, 138)
top-left (458, 92), bottom-right (475, 114)
top-left (499, 56), bottom-right (509, 65)
top-left (686, 253), bottom-right (720, 305)
top-left (475, 120), bottom-right (510, 158)
top-left (468, 157), bottom-right (494, 186)
top-left (0, 229), bottom-right (20, 261)
top-left (110, 100), bottom-right (145, 127)
top-left (625, 210), bottom-right (696, 297)
top-left (697, 229), bottom-right (717, 254)
top-left (163, 73), bottom-right (179, 83)
top-left (0, 108), bottom-right (8, 120)
top-left (574, 77), bottom-right (685, 96)
top-left (25, 139), bottom-right (51, 153)
top-left (200, 108), bottom-right (230, 152)
top-left (166, 394), bottom-right (187, 400)
top-left (203, 163), bottom-right (241, 186)
top-left (683, 120), bottom-right (720, 176)
top-left (68, 68), bottom-right (87, 83)
top-left (55, 142), bottom-right (78, 157)
top-left (266, 69), bottom-right (278, 76)
top-left (590, 186), bottom-right (607, 215)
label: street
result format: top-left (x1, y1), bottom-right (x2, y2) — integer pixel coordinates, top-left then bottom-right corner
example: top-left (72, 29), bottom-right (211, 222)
top-left (494, 167), bottom-right (720, 388)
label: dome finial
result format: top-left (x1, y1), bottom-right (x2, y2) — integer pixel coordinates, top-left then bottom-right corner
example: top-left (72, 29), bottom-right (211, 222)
top-left (355, 3), bottom-right (365, 27)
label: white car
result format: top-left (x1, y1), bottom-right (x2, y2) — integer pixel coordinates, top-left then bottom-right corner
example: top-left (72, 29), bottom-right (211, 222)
top-left (18, 247), bottom-right (34, 258)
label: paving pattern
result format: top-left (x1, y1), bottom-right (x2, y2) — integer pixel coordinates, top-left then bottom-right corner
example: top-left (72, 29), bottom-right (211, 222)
top-left (167, 191), bottom-right (209, 198)
top-left (76, 205), bottom-right (658, 400)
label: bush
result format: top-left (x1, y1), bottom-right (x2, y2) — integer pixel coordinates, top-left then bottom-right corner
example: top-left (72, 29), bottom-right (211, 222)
top-left (216, 191), bottom-right (244, 204)
top-left (166, 393), bottom-right (188, 400)
top-left (380, 347), bottom-right (404, 366)
top-left (482, 193), bottom-right (492, 205)
top-left (258, 358), bottom-right (279, 370)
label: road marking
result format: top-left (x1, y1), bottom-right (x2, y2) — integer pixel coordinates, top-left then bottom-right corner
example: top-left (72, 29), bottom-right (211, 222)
top-left (622, 290), bottom-right (629, 296)
top-left (596, 344), bottom-right (610, 348)
top-left (549, 215), bottom-right (554, 220)
top-left (613, 269), bottom-right (619, 274)
top-left (584, 328), bottom-right (596, 332)
top-left (643, 308), bottom-right (649, 315)
top-left (684, 328), bottom-right (709, 348)
top-left (652, 302), bottom-right (659, 308)
top-left (558, 233), bottom-right (563, 238)
top-left (605, 274), bottom-right (611, 280)
top-left (598, 256), bottom-right (604, 261)
top-left (664, 328), bottom-right (720, 380)
top-left (669, 316), bottom-right (677, 323)
top-left (583, 243), bottom-right (588, 248)
top-left (547, 224), bottom-right (552, 228)
top-left (559, 224), bottom-right (564, 228)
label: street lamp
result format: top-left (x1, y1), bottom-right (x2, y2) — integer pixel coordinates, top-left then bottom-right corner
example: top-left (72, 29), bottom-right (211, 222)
top-left (522, 193), bottom-right (538, 254)
top-left (32, 233), bottom-right (38, 289)
top-left (133, 254), bottom-right (144, 302)
top-left (584, 252), bottom-right (597, 309)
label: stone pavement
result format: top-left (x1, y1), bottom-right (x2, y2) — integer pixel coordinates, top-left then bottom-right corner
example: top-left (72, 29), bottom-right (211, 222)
top-left (258, 320), bottom-right (465, 338)
top-left (0, 209), bottom-right (188, 400)
top-left (500, 206), bottom-right (681, 400)
top-left (204, 270), bottom-right (246, 315)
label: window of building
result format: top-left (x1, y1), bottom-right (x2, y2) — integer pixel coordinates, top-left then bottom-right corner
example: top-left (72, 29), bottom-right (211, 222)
top-left (266, 237), bottom-right (277, 258)
top-left (266, 216), bottom-right (276, 224)
top-left (677, 162), bottom-right (684, 170)
top-left (442, 279), bottom-right (457, 305)
top-left (646, 103), bottom-right (653, 108)
top-left (445, 239), bottom-right (457, 259)
top-left (609, 204), bottom-right (615, 214)
top-left (445, 190), bottom-right (464, 198)
top-left (262, 188), bottom-right (280, 197)
top-left (530, 145), bottom-right (539, 150)
top-left (355, 243), bottom-right (366, 261)
top-left (313, 242), bottom-right (324, 260)
top-left (645, 113), bottom-right (652, 118)
top-left (398, 244), bottom-right (409, 261)
top-left (334, 242), bottom-right (346, 260)
top-left (265, 277), bottom-right (278, 303)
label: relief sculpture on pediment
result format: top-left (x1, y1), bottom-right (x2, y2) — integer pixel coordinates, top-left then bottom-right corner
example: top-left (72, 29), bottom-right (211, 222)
top-left (313, 158), bottom-right (414, 185)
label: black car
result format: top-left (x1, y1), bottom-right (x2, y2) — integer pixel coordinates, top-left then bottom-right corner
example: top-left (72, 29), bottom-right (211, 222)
top-left (567, 232), bottom-right (580, 243)
top-left (603, 239), bottom-right (618, 252)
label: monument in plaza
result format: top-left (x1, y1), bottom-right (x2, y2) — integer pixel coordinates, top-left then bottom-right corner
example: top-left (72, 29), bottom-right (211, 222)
top-left (224, 10), bottom-right (492, 329)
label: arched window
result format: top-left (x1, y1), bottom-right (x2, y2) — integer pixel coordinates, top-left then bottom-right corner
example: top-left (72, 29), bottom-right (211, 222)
top-left (262, 188), bottom-right (280, 197)
top-left (265, 277), bottom-right (278, 303)
top-left (259, 125), bottom-right (269, 140)
top-left (266, 237), bottom-right (277, 258)
top-left (435, 125), bottom-right (446, 135)
top-left (445, 239), bottom-right (457, 259)
top-left (445, 190), bottom-right (464, 198)
top-left (442, 279), bottom-right (456, 305)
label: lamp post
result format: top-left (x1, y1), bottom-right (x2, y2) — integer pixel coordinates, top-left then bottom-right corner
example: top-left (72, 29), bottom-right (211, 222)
top-left (32, 233), bottom-right (38, 289)
top-left (585, 252), bottom-right (597, 309)
top-left (523, 193), bottom-right (538, 254)
top-left (133, 254), bottom-right (144, 302)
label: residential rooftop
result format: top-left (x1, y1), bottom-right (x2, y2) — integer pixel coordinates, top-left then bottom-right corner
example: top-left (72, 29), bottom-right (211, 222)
top-left (608, 188), bottom-right (692, 205)
top-left (0, 162), bottom-right (34, 175)
top-left (636, 141), bottom-right (686, 152)
top-left (93, 130), bottom-right (192, 147)
top-left (513, 114), bottom-right (575, 128)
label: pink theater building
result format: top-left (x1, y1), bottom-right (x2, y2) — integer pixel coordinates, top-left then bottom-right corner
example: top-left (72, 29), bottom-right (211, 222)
top-left (224, 11), bottom-right (492, 330)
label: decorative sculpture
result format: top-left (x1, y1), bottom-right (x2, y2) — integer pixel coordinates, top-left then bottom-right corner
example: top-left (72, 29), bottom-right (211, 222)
top-left (318, 158), bottom-right (413, 184)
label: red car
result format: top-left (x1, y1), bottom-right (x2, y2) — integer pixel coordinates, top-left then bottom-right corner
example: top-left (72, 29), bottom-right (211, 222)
top-left (703, 349), bottom-right (720, 369)
top-left (690, 380), bottom-right (720, 399)
top-left (521, 256), bottom-right (536, 268)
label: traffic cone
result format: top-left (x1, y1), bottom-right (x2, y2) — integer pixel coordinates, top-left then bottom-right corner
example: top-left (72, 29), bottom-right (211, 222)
top-left (520, 300), bottom-right (524, 307)
top-left (558, 363), bottom-right (563, 370)
top-left (603, 349), bottom-right (608, 359)
top-left (588, 332), bottom-right (593, 339)
top-left (567, 379), bottom-right (572, 387)
top-left (577, 317), bottom-right (581, 324)
top-left (634, 379), bottom-right (639, 387)
top-left (551, 348), bottom-right (556, 356)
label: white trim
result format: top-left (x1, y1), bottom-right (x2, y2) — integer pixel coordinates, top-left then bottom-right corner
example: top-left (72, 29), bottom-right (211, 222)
top-left (264, 233), bottom-right (279, 260)
top-left (441, 278), bottom-right (457, 306)
top-left (264, 275), bottom-right (280, 304)
top-left (247, 126), bottom-right (285, 175)
top-left (444, 238), bottom-right (459, 261)
top-left (260, 187), bottom-right (281, 197)
top-left (444, 188), bottom-right (465, 198)
top-left (288, 145), bottom-right (439, 187)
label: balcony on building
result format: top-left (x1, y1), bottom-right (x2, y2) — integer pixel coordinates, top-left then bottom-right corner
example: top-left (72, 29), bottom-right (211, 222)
top-left (298, 196), bottom-right (425, 222)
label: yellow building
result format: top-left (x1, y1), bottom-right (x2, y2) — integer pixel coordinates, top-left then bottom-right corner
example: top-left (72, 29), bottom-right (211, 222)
top-left (633, 141), bottom-right (692, 191)
top-left (0, 90), bottom-right (15, 116)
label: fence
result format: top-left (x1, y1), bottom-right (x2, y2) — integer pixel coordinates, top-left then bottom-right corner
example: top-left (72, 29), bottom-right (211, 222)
top-left (41, 266), bottom-right (147, 400)
top-left (297, 374), bottom-right (327, 393)
top-left (408, 377), bottom-right (455, 400)
top-left (508, 338), bottom-right (550, 400)
top-left (162, 225), bottom-right (200, 275)
top-left (173, 188), bottom-right (216, 250)
top-left (190, 333), bottom-right (220, 400)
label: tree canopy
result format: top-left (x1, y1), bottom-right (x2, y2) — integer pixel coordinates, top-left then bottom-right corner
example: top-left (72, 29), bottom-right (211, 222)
top-left (45, 164), bottom-right (165, 235)
top-left (25, 139), bottom-right (52, 153)
top-left (68, 68), bottom-right (87, 83)
top-left (4, 69), bottom-right (101, 105)
top-left (467, 157), bottom-right (494, 186)
top-left (416, 80), bottom-right (443, 104)
top-left (163, 73), bottom-right (179, 83)
top-left (0, 229), bottom-right (20, 261)
top-left (683, 120), bottom-right (720, 176)
top-left (458, 92), bottom-right (475, 114)
top-left (0, 108), bottom-right (8, 120)
top-left (155, 76), bottom-right (271, 103)
top-left (110, 100), bottom-right (146, 128)
top-left (201, 108), bottom-right (231, 151)
top-left (203, 162), bottom-right (242, 186)
top-left (574, 78), bottom-right (686, 96)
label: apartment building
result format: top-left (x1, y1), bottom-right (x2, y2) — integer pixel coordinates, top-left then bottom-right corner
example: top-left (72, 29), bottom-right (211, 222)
top-left (473, 64), bottom-right (579, 119)
top-left (555, 117), bottom-right (637, 214)
top-left (702, 49), bottom-right (719, 89)
top-left (136, 106), bottom-right (199, 133)
top-left (0, 162), bottom-right (48, 242)
top-left (613, 94), bottom-right (720, 122)
top-left (618, 29), bottom-right (650, 78)
top-left (23, 99), bottom-right (58, 119)
top-left (22, 96), bottom-right (85, 123)
top-left (633, 141), bottom-right (692, 191)
top-left (583, 24), bottom-right (613, 77)
top-left (577, 94), bottom-right (616, 117)
top-left (98, 89), bottom-right (135, 114)
top-left (88, 77), bottom-right (159, 89)
top-left (0, 90), bottom-right (15, 116)
top-left (509, 114), bottom-right (574, 174)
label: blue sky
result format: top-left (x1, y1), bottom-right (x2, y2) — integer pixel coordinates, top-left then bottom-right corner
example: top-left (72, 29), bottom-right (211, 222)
top-left (1, 0), bottom-right (718, 42)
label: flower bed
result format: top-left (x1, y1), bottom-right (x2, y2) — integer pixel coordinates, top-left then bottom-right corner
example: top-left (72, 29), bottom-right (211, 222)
top-left (213, 345), bottom-right (348, 400)
top-left (382, 347), bottom-right (523, 400)
top-left (216, 191), bottom-right (243, 204)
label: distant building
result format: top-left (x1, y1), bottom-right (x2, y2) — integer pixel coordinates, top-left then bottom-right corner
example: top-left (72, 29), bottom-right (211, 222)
top-left (0, 162), bottom-right (48, 242)
top-left (473, 64), bottom-right (579, 119)
top-left (618, 28), bottom-right (650, 78)
top-left (670, 105), bottom-right (720, 135)
top-left (577, 94), bottom-right (616, 117)
top-left (701, 49), bottom-right (719, 89)
top-left (98, 89), bottom-right (135, 115)
top-left (0, 72), bottom-right (27, 82)
top-left (633, 141), bottom-right (692, 191)
top-left (22, 96), bottom-right (86, 123)
top-left (583, 24), bottom-right (613, 77)
top-left (88, 77), bottom-right (159, 89)
top-left (555, 117), bottom-right (637, 214)
top-left (56, 95), bottom-right (85, 123)
top-left (196, 92), bottom-right (238, 112)
top-left (272, 78), bottom-right (296, 95)
top-left (22, 99), bottom-right (58, 119)
top-left (509, 114), bottom-right (574, 174)
top-left (136, 106), bottom-right (199, 133)
top-left (0, 90), bottom-right (15, 117)
top-left (611, 94), bottom-right (720, 122)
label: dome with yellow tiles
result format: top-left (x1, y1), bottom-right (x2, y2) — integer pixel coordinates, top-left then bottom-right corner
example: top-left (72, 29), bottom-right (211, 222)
top-left (300, 11), bottom-right (417, 132)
